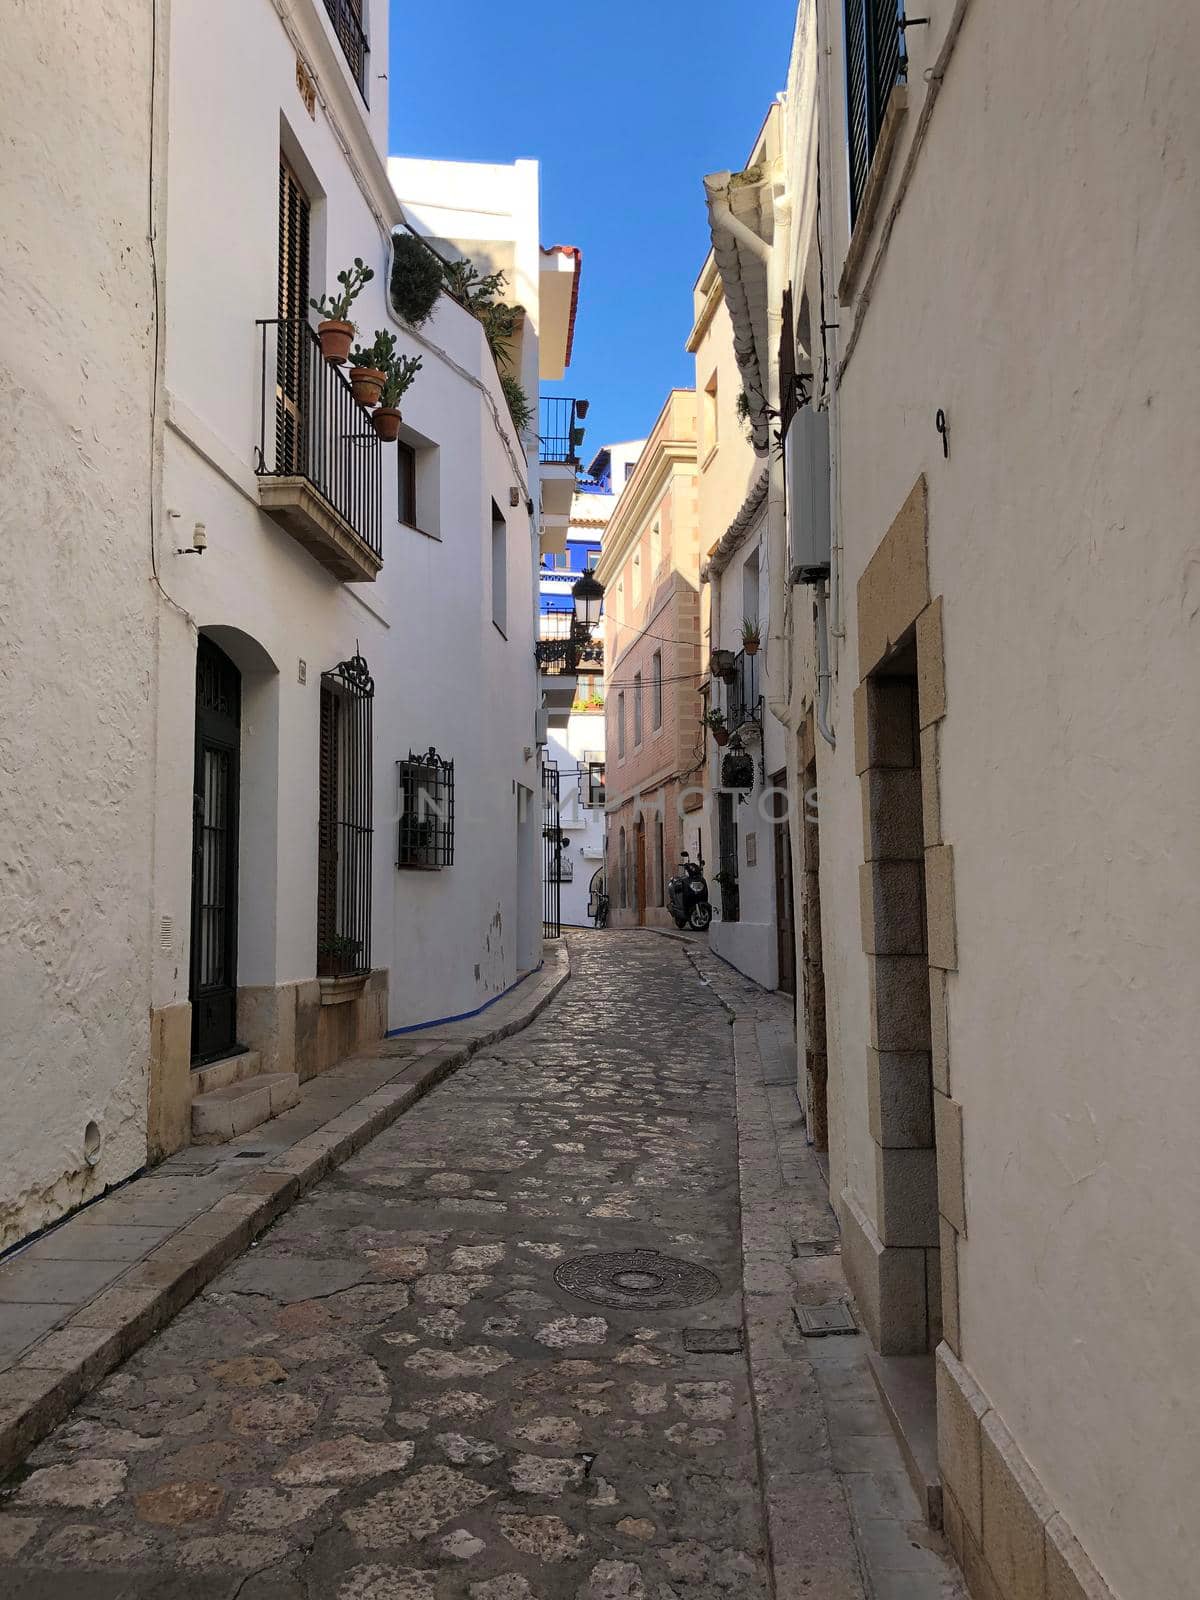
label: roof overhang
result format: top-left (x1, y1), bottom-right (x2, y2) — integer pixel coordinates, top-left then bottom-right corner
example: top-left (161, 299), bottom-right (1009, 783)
top-left (703, 168), bottom-right (774, 457)
top-left (700, 468), bottom-right (770, 584)
top-left (539, 246), bottom-right (581, 381)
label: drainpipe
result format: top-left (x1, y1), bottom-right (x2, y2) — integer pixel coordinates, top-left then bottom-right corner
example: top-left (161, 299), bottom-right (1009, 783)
top-left (814, 584), bottom-right (835, 748)
top-left (704, 173), bottom-right (793, 733)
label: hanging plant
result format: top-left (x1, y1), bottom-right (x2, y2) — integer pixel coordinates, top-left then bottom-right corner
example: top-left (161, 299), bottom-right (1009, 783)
top-left (389, 232), bottom-right (445, 328)
top-left (742, 617), bottom-right (761, 655)
top-left (501, 372), bottom-right (534, 433)
top-left (722, 749), bottom-right (755, 789)
top-left (703, 707), bottom-right (729, 747)
top-left (443, 257), bottom-right (525, 369)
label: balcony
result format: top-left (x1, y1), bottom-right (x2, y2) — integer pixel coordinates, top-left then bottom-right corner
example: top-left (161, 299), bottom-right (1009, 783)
top-left (256, 318), bottom-right (382, 583)
top-left (539, 396), bottom-right (586, 558)
top-left (724, 648), bottom-right (761, 733)
top-left (322, 0), bottom-right (369, 102)
top-left (539, 396), bottom-right (587, 466)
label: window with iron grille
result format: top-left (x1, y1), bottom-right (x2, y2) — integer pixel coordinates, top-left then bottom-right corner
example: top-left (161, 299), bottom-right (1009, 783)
top-left (397, 748), bottom-right (454, 869)
top-left (317, 654), bottom-right (374, 977)
top-left (844, 0), bottom-right (905, 224)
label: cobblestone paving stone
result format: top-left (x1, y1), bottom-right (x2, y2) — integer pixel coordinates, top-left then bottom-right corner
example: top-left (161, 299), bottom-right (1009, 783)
top-left (1, 933), bottom-right (770, 1598)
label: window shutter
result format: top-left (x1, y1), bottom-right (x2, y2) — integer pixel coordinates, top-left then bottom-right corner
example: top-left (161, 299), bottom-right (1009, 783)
top-left (317, 684), bottom-right (340, 958)
top-left (844, 0), bottom-right (903, 223)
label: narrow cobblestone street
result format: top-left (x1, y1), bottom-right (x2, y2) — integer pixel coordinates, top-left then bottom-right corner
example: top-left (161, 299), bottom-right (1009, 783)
top-left (2, 935), bottom-right (769, 1598)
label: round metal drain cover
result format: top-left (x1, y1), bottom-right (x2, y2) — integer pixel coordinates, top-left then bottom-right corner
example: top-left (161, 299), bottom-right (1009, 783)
top-left (554, 1249), bottom-right (720, 1310)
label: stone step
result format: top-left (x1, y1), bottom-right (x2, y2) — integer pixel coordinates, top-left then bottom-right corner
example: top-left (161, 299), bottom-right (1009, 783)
top-left (191, 1072), bottom-right (300, 1145)
top-left (192, 1049), bottom-right (262, 1096)
top-left (867, 1349), bottom-right (943, 1529)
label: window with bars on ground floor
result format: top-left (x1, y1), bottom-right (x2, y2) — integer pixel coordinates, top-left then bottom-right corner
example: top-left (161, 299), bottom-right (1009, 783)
top-left (317, 654), bottom-right (374, 977)
top-left (397, 749), bottom-right (455, 869)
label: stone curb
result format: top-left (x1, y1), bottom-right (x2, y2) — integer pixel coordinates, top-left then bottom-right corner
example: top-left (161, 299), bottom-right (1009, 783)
top-left (672, 939), bottom-right (870, 1600)
top-left (0, 944), bottom-right (571, 1481)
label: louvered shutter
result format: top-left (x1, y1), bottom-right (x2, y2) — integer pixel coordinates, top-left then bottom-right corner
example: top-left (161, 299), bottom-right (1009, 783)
top-left (844, 0), bottom-right (903, 223)
top-left (317, 684), bottom-right (340, 962)
top-left (276, 159), bottom-right (311, 474)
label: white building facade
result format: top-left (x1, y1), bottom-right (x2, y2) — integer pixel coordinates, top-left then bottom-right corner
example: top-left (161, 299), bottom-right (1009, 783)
top-left (0, 0), bottom-right (581, 1250)
top-left (704, 4), bottom-right (1200, 1597)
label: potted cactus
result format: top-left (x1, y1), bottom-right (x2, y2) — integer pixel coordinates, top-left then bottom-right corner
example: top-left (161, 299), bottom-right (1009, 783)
top-left (348, 329), bottom-right (394, 408)
top-left (309, 257), bottom-right (374, 364)
top-left (372, 350), bottom-right (423, 441)
top-left (742, 618), bottom-right (761, 656)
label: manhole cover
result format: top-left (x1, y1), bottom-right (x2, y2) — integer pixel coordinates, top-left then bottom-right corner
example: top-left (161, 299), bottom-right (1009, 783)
top-left (554, 1250), bottom-right (720, 1310)
top-left (795, 1301), bottom-right (858, 1337)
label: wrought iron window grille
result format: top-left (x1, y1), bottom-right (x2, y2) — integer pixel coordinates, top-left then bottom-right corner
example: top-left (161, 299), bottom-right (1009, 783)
top-left (317, 653), bottom-right (374, 979)
top-left (397, 748), bottom-right (455, 869)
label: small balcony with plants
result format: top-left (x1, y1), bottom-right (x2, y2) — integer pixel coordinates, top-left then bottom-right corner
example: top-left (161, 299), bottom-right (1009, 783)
top-left (257, 260), bottom-right (421, 583)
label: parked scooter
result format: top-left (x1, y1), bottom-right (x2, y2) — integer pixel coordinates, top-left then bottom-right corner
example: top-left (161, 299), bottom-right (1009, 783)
top-left (667, 851), bottom-right (713, 931)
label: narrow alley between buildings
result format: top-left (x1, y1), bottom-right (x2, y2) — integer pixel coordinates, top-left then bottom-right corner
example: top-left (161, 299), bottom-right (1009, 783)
top-left (1, 934), bottom-right (962, 1599)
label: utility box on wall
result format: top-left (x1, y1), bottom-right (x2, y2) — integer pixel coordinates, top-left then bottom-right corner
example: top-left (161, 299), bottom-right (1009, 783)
top-left (786, 406), bottom-right (832, 583)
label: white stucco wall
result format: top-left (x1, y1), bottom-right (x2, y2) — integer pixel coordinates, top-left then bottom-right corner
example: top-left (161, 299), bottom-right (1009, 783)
top-left (0, 1), bottom-right (159, 1247)
top-left (156, 0), bottom-right (545, 1036)
top-left (706, 523), bottom-right (787, 988)
top-left (807, 1), bottom-right (1200, 1592)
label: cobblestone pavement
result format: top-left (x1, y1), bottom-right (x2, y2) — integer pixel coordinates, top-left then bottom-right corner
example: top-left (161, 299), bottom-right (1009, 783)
top-left (2, 933), bottom-right (770, 1599)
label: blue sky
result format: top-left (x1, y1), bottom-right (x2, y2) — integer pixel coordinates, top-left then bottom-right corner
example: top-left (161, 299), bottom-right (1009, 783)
top-left (387, 3), bottom-right (790, 450)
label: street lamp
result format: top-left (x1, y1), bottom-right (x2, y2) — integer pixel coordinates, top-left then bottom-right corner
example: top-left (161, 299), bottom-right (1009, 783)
top-left (535, 572), bottom-right (605, 670)
top-left (571, 571), bottom-right (604, 631)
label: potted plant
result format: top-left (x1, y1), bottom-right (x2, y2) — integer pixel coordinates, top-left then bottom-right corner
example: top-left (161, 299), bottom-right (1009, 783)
top-left (372, 351), bottom-right (423, 441)
top-left (742, 618), bottom-right (761, 656)
top-left (317, 933), bottom-right (363, 977)
top-left (309, 257), bottom-right (374, 364)
top-left (703, 708), bottom-right (730, 747)
top-left (348, 329), bottom-right (394, 409)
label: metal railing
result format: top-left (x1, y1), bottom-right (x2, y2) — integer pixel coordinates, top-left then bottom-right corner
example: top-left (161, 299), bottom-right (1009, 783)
top-left (256, 318), bottom-right (381, 560)
top-left (725, 647), bottom-right (761, 730)
top-left (322, 0), bottom-right (370, 101)
top-left (539, 396), bottom-right (585, 466)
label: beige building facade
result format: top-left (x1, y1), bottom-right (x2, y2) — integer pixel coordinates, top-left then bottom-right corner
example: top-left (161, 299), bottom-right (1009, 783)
top-left (689, 125), bottom-right (796, 994)
top-left (595, 392), bottom-right (703, 927)
top-left (704, 2), bottom-right (1200, 1597)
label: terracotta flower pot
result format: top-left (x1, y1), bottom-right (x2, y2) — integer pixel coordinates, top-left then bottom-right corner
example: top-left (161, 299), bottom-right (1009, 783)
top-left (349, 366), bottom-right (385, 407)
top-left (743, 638), bottom-right (760, 655)
top-left (317, 319), bottom-right (354, 364)
top-left (372, 407), bottom-right (402, 442)
top-left (713, 727), bottom-right (730, 747)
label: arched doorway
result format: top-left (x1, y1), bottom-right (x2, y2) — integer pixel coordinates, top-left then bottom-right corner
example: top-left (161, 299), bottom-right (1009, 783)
top-left (190, 637), bottom-right (242, 1064)
top-left (634, 818), bottom-right (647, 927)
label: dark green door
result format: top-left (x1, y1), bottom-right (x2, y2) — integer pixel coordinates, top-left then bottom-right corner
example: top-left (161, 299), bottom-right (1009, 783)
top-left (190, 637), bottom-right (241, 1064)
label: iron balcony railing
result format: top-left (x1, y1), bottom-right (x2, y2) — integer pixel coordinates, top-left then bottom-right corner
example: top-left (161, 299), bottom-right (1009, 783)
top-left (539, 396), bottom-right (586, 466)
top-left (323, 0), bottom-right (370, 101)
top-left (256, 317), bottom-right (382, 560)
top-left (725, 647), bottom-right (761, 731)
